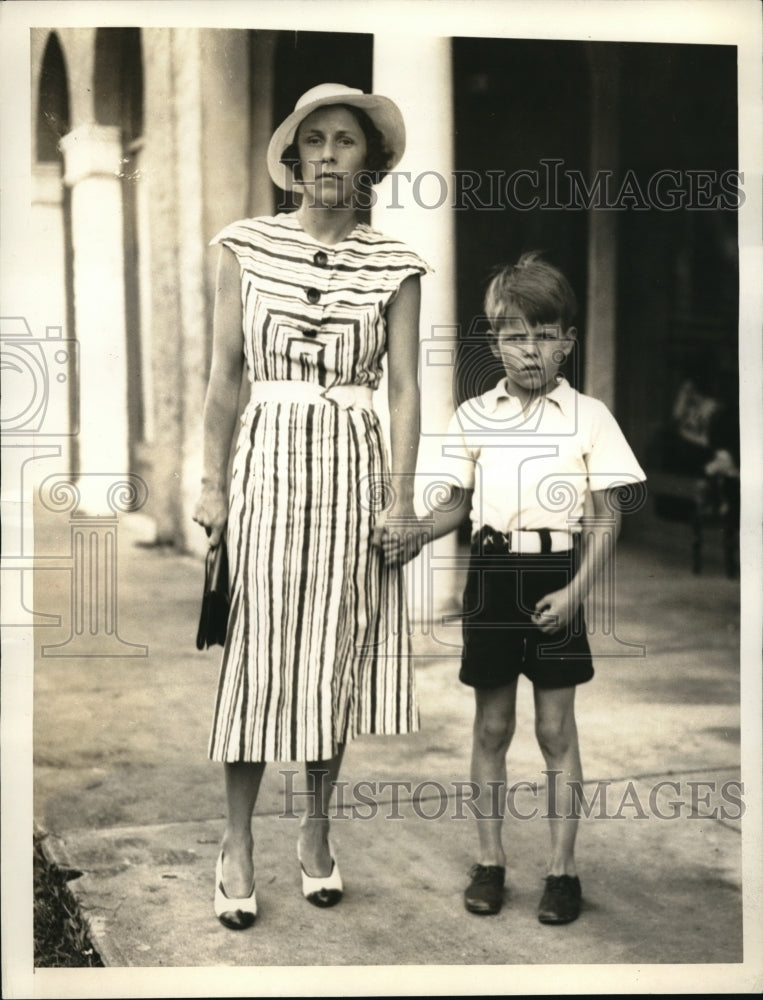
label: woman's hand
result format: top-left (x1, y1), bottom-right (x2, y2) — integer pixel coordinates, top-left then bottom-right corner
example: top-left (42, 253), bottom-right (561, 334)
top-left (192, 482), bottom-right (228, 547)
top-left (372, 502), bottom-right (430, 565)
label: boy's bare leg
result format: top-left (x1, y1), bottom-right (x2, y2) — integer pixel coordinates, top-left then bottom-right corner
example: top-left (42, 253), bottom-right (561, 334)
top-left (533, 685), bottom-right (582, 875)
top-left (471, 682), bottom-right (518, 866)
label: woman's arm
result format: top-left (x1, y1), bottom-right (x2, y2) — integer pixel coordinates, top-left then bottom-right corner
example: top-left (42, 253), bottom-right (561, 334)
top-left (385, 273), bottom-right (422, 512)
top-left (377, 482), bottom-right (472, 565)
top-left (370, 273), bottom-right (423, 560)
top-left (192, 247), bottom-right (245, 546)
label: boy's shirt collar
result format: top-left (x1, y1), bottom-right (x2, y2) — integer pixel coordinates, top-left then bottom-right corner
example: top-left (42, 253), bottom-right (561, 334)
top-left (484, 376), bottom-right (574, 417)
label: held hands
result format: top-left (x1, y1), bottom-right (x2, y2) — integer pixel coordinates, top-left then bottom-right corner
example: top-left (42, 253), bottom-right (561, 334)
top-left (531, 586), bottom-right (578, 635)
top-left (372, 502), bottom-right (431, 566)
top-left (192, 482), bottom-right (228, 547)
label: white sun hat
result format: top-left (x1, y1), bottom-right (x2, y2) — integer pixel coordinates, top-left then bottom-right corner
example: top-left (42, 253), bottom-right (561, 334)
top-left (266, 82), bottom-right (406, 191)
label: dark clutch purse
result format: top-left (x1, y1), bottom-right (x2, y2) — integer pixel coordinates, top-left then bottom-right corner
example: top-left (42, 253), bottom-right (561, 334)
top-left (196, 540), bottom-right (230, 650)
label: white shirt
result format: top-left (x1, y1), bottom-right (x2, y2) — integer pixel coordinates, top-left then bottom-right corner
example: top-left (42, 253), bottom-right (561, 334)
top-left (443, 378), bottom-right (647, 534)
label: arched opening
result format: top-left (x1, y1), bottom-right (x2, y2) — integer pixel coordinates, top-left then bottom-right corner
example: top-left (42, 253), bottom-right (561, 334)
top-left (94, 27), bottom-right (149, 477)
top-left (36, 33), bottom-right (70, 163)
top-left (35, 32), bottom-right (78, 468)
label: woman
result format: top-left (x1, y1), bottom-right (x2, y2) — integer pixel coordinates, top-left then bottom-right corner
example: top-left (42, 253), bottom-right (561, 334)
top-left (193, 83), bottom-right (429, 929)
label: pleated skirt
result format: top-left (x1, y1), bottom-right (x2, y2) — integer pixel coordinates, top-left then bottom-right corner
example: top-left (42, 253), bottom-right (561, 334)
top-left (208, 399), bottom-right (419, 762)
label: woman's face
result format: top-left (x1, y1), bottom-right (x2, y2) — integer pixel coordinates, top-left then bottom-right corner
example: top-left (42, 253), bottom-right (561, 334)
top-left (295, 105), bottom-right (368, 207)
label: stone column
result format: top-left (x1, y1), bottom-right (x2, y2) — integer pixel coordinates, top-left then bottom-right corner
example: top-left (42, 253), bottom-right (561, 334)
top-left (373, 36), bottom-right (461, 632)
top-left (30, 165), bottom-right (68, 339)
top-left (141, 29), bottom-right (183, 544)
top-left (30, 162), bottom-right (74, 472)
top-left (60, 124), bottom-right (130, 511)
top-left (3, 168), bottom-right (74, 624)
top-left (180, 27), bottom-right (255, 556)
top-left (173, 29), bottom-right (211, 555)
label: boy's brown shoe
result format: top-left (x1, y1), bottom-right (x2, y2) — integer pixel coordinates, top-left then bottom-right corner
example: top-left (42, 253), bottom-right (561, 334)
top-left (464, 864), bottom-right (505, 915)
top-left (538, 874), bottom-right (582, 924)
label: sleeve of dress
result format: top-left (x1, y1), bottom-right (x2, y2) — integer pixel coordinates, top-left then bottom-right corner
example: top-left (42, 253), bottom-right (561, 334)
top-left (208, 219), bottom-right (259, 269)
top-left (384, 243), bottom-right (433, 303)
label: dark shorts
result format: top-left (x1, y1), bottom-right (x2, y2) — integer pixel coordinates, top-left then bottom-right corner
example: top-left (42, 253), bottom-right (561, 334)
top-left (459, 531), bottom-right (594, 691)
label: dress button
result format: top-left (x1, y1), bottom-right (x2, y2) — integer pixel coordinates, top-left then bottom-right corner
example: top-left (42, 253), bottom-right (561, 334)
top-left (313, 250), bottom-right (328, 267)
top-left (304, 328), bottom-right (319, 338)
top-left (306, 287), bottom-right (321, 304)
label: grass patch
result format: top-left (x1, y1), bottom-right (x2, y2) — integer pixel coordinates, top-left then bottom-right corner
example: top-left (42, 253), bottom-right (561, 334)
top-left (34, 833), bottom-right (104, 967)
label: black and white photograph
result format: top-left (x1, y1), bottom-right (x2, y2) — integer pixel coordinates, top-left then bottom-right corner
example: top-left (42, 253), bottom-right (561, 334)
top-left (1, 1), bottom-right (761, 996)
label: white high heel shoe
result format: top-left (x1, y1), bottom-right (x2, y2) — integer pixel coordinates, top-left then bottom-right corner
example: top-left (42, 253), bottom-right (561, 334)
top-left (214, 851), bottom-right (257, 929)
top-left (297, 840), bottom-right (343, 908)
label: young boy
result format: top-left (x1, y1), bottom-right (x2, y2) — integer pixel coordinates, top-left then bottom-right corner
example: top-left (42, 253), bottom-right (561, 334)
top-left (390, 252), bottom-right (646, 923)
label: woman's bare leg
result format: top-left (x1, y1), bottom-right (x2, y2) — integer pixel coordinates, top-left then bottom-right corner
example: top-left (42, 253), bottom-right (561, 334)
top-left (299, 744), bottom-right (346, 876)
top-left (220, 761), bottom-right (266, 896)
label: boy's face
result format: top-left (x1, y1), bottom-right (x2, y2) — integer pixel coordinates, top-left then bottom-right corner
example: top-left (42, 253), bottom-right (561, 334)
top-left (490, 309), bottom-right (575, 397)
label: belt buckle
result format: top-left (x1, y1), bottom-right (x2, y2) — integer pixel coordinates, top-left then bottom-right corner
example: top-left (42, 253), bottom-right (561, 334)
top-left (486, 530), bottom-right (510, 555)
top-left (322, 386), bottom-right (350, 409)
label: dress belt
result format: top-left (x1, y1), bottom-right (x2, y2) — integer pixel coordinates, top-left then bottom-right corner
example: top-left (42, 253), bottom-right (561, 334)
top-left (248, 381), bottom-right (374, 410)
top-left (473, 525), bottom-right (576, 554)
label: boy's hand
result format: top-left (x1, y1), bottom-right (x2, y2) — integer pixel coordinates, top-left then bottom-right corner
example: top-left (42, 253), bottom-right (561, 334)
top-left (532, 586), bottom-right (578, 634)
top-left (377, 526), bottom-right (427, 565)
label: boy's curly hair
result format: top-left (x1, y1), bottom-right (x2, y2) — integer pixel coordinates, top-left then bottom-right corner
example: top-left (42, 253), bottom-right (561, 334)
top-left (484, 252), bottom-right (578, 333)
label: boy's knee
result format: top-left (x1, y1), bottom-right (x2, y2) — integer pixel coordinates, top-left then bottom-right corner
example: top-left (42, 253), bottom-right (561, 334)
top-left (475, 710), bottom-right (515, 754)
top-left (535, 715), bottom-right (575, 759)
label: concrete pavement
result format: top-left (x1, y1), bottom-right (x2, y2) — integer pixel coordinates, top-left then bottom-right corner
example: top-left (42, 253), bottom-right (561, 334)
top-left (32, 499), bottom-right (751, 985)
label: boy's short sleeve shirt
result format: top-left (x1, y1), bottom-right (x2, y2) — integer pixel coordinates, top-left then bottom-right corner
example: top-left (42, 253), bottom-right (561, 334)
top-left (445, 377), bottom-right (646, 534)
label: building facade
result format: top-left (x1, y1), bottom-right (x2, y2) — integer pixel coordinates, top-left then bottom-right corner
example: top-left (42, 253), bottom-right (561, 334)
top-left (29, 27), bottom-right (739, 561)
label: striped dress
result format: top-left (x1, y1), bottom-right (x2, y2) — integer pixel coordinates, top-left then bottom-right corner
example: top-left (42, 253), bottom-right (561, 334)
top-left (208, 214), bottom-right (429, 762)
